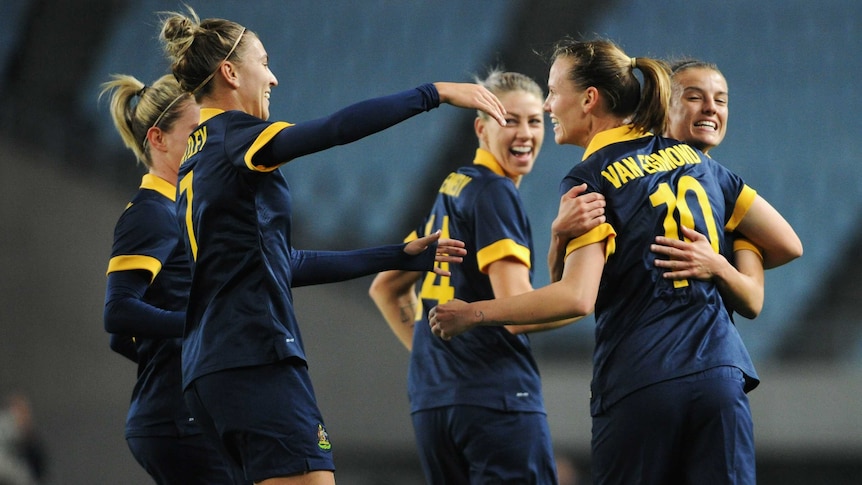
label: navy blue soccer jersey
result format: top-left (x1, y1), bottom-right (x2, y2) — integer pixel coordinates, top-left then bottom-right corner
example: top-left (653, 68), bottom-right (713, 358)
top-left (106, 174), bottom-right (196, 437)
top-left (407, 148), bottom-right (545, 414)
top-left (177, 108), bottom-right (307, 388)
top-left (559, 126), bottom-right (759, 416)
top-left (177, 85), bottom-right (442, 389)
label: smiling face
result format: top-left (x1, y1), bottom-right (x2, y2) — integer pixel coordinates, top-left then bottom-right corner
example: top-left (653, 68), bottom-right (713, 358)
top-left (234, 35), bottom-right (278, 120)
top-left (666, 67), bottom-right (728, 154)
top-left (476, 90), bottom-right (545, 185)
top-left (544, 56), bottom-right (587, 147)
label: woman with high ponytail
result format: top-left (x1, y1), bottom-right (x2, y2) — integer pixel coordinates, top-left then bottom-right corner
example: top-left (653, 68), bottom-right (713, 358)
top-left (100, 75), bottom-right (247, 484)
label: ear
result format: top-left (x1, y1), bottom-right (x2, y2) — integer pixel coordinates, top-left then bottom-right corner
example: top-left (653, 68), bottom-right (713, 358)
top-left (474, 116), bottom-right (485, 139)
top-left (219, 61), bottom-right (240, 89)
top-left (145, 127), bottom-right (167, 152)
top-left (582, 86), bottom-right (600, 114)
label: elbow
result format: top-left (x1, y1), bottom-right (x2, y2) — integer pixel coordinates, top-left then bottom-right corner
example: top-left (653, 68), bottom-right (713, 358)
top-left (736, 304), bottom-right (761, 320)
top-left (791, 239), bottom-right (804, 261)
top-left (103, 306), bottom-right (119, 334)
top-left (368, 278), bottom-right (386, 305)
top-left (782, 235), bottom-right (804, 263)
top-left (568, 297), bottom-right (594, 320)
top-left (108, 334), bottom-right (124, 353)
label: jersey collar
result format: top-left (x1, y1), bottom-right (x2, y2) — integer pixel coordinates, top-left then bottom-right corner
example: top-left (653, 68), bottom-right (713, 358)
top-left (582, 124), bottom-right (651, 160)
top-left (140, 173), bottom-right (176, 201)
top-left (200, 108), bottom-right (225, 124)
top-left (473, 148), bottom-right (506, 176)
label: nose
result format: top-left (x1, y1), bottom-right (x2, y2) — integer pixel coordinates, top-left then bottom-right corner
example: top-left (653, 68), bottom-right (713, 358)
top-left (543, 96), bottom-right (551, 112)
top-left (516, 120), bottom-right (532, 139)
top-left (702, 97), bottom-right (717, 114)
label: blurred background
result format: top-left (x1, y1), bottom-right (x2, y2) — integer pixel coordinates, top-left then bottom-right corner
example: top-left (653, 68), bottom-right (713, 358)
top-left (1, 0), bottom-right (860, 483)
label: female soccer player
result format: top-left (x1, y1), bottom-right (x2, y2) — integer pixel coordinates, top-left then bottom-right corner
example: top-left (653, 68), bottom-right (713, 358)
top-left (652, 59), bottom-right (766, 318)
top-left (101, 73), bottom-right (243, 484)
top-left (370, 70), bottom-right (603, 484)
top-left (158, 8), bottom-right (506, 485)
top-left (430, 38), bottom-right (802, 485)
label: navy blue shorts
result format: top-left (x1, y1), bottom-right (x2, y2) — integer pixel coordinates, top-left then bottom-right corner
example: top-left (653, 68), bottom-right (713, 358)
top-left (412, 405), bottom-right (557, 484)
top-left (127, 434), bottom-right (247, 485)
top-left (592, 366), bottom-right (755, 485)
top-left (184, 359), bottom-right (335, 482)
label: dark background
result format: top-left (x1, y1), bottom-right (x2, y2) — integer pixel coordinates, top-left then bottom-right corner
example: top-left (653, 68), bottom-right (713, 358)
top-left (1, 1), bottom-right (860, 483)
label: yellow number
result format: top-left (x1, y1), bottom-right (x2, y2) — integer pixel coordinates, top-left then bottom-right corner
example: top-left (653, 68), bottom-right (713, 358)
top-left (178, 171), bottom-right (199, 261)
top-left (415, 215), bottom-right (455, 320)
top-left (649, 175), bottom-right (720, 288)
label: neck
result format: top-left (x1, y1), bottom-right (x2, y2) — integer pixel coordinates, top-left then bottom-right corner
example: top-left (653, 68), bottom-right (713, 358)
top-left (149, 165), bottom-right (178, 186)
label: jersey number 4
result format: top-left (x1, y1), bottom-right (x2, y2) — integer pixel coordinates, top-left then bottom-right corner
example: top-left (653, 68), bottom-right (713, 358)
top-left (416, 215), bottom-right (455, 320)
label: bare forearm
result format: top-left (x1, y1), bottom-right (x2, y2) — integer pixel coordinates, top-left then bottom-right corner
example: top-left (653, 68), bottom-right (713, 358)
top-left (369, 271), bottom-right (420, 350)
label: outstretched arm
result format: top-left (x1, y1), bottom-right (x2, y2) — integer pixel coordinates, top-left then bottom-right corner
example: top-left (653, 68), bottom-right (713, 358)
top-left (266, 83), bottom-right (506, 164)
top-left (488, 259), bottom-right (580, 335)
top-left (652, 225), bottom-right (765, 319)
top-left (431, 241), bottom-right (605, 340)
top-left (292, 232), bottom-right (465, 287)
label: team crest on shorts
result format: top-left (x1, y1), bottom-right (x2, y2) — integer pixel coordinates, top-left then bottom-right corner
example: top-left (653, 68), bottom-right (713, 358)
top-left (317, 423), bottom-right (331, 451)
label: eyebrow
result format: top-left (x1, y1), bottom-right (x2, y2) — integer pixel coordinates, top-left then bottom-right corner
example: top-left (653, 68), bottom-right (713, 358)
top-left (682, 86), bottom-right (729, 96)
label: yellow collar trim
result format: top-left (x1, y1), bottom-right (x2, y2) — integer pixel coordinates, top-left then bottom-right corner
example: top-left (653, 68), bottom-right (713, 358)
top-left (200, 108), bottom-right (225, 124)
top-left (582, 125), bottom-right (651, 160)
top-left (140, 174), bottom-right (176, 201)
top-left (473, 148), bottom-right (506, 176)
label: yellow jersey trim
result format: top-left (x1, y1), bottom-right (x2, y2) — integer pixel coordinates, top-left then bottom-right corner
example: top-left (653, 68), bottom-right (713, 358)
top-left (733, 237), bottom-right (763, 260)
top-left (140, 173), bottom-right (176, 201)
top-left (726, 185), bottom-right (757, 231)
top-left (245, 122), bottom-right (294, 172)
top-left (477, 239), bottom-right (531, 274)
top-left (106, 255), bottom-right (162, 282)
top-left (583, 125), bottom-right (651, 160)
top-left (565, 223), bottom-right (616, 262)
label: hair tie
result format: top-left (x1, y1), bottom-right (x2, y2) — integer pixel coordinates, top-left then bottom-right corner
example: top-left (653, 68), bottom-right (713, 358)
top-left (192, 27), bottom-right (247, 95)
top-left (630, 57), bottom-right (637, 69)
top-left (142, 93), bottom-right (189, 148)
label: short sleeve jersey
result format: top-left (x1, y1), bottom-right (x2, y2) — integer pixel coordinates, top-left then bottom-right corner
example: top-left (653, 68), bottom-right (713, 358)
top-left (106, 174), bottom-right (195, 437)
top-left (408, 148), bottom-right (545, 414)
top-left (559, 126), bottom-right (759, 416)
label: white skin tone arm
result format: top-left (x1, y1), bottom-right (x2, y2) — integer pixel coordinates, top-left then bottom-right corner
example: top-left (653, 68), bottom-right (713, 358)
top-left (652, 225), bottom-right (765, 319)
top-left (370, 238), bottom-right (584, 349)
top-left (372, 188), bottom-right (604, 346)
top-left (650, 193), bottom-right (799, 319)
top-left (733, 195), bottom-right (802, 269)
top-left (431, 191), bottom-right (802, 339)
top-left (430, 241), bottom-right (605, 340)
top-left (488, 258), bottom-right (579, 335)
top-left (369, 269), bottom-right (422, 350)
